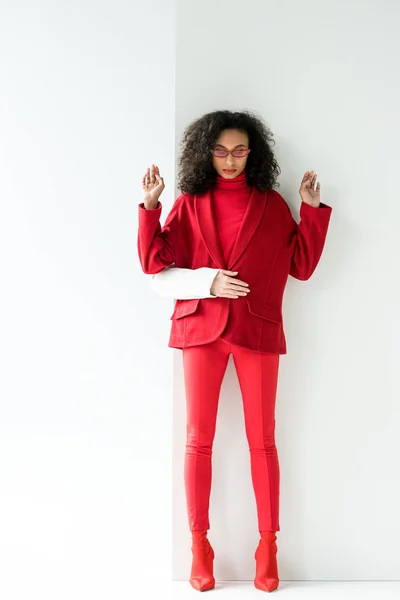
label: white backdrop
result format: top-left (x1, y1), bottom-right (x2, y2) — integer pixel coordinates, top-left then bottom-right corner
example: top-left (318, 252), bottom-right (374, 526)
top-left (0, 1), bottom-right (176, 599)
top-left (0, 1), bottom-right (399, 597)
top-left (172, 0), bottom-right (400, 582)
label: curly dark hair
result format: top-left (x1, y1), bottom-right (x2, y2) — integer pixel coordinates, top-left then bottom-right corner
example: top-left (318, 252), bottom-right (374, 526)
top-left (177, 109), bottom-right (281, 195)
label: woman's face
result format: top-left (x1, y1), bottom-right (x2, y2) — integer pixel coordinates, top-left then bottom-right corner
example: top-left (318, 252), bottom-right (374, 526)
top-left (212, 128), bottom-right (250, 178)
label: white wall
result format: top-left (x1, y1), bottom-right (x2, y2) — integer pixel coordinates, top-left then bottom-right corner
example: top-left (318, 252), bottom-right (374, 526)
top-left (173, 0), bottom-right (400, 581)
top-left (0, 1), bottom-right (176, 599)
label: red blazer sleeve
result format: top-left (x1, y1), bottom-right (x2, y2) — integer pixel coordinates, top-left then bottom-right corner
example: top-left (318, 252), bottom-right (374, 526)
top-left (286, 200), bottom-right (333, 281)
top-left (137, 196), bottom-right (183, 274)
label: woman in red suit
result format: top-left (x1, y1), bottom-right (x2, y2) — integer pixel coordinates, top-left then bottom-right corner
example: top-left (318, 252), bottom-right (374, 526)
top-left (137, 110), bottom-right (332, 593)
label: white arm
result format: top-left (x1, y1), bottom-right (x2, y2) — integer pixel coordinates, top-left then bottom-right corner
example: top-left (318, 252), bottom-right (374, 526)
top-left (150, 265), bottom-right (219, 299)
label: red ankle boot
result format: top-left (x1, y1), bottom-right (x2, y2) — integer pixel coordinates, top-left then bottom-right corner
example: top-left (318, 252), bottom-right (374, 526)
top-left (189, 529), bottom-right (215, 592)
top-left (254, 531), bottom-right (279, 592)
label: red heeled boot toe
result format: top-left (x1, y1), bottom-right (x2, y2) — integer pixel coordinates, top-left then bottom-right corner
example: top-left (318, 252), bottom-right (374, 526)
top-left (254, 531), bottom-right (279, 592)
top-left (189, 529), bottom-right (215, 592)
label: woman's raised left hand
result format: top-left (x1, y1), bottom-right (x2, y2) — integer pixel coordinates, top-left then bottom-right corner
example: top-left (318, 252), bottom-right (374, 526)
top-left (299, 170), bottom-right (320, 207)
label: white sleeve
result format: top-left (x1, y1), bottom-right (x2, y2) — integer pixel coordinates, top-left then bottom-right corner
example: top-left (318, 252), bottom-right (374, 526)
top-left (150, 265), bottom-right (219, 299)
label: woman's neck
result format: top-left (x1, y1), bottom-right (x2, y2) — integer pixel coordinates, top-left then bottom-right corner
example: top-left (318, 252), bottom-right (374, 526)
top-left (214, 169), bottom-right (250, 191)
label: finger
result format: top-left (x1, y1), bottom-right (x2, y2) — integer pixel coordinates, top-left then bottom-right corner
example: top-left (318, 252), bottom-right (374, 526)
top-left (300, 171), bottom-right (312, 188)
top-left (224, 277), bottom-right (247, 286)
top-left (226, 282), bottom-right (250, 292)
top-left (226, 277), bottom-right (249, 287)
top-left (145, 169), bottom-right (156, 186)
top-left (224, 285), bottom-right (249, 294)
top-left (225, 287), bottom-right (249, 295)
top-left (220, 293), bottom-right (240, 299)
top-left (220, 270), bottom-right (245, 281)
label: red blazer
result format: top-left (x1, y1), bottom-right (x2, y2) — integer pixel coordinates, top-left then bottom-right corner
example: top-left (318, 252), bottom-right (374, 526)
top-left (138, 186), bottom-right (332, 353)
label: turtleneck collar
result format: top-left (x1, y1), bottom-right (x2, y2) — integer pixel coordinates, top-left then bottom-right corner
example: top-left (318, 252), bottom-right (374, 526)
top-left (214, 169), bottom-right (250, 191)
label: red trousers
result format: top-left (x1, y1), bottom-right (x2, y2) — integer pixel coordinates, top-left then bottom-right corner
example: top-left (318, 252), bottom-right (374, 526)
top-left (182, 336), bottom-right (281, 533)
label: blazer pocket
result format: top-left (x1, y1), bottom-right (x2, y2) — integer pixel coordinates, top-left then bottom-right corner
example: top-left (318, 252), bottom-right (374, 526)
top-left (170, 298), bottom-right (201, 320)
top-left (245, 299), bottom-right (282, 323)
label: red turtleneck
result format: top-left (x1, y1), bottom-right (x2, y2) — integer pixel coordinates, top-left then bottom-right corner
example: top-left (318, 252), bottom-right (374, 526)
top-left (212, 169), bottom-right (252, 265)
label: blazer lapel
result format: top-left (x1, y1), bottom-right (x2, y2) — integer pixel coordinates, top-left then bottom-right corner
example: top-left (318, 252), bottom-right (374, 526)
top-left (195, 186), bottom-right (268, 270)
top-left (195, 189), bottom-right (226, 269)
top-left (228, 187), bottom-right (268, 269)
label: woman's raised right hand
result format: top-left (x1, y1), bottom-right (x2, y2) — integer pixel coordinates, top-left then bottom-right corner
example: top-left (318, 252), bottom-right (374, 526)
top-left (142, 164), bottom-right (165, 209)
top-left (210, 270), bottom-right (250, 298)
